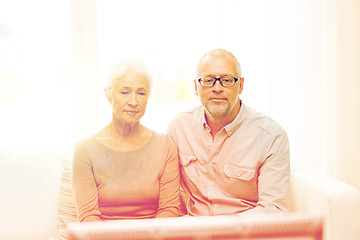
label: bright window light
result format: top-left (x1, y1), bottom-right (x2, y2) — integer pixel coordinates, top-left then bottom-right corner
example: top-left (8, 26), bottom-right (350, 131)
top-left (0, 0), bottom-right (73, 150)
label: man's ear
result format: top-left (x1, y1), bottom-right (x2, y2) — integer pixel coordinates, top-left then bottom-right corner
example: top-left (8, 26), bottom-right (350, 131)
top-left (194, 79), bottom-right (199, 95)
top-left (238, 77), bottom-right (244, 95)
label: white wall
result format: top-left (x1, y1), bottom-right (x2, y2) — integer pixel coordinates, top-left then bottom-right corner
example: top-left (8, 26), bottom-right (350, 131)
top-left (69, 0), bottom-right (360, 190)
top-left (334, 0), bottom-right (360, 191)
top-left (5, 0), bottom-right (353, 191)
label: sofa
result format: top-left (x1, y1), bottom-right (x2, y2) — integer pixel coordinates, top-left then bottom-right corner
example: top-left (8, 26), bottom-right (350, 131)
top-left (1, 148), bottom-right (359, 240)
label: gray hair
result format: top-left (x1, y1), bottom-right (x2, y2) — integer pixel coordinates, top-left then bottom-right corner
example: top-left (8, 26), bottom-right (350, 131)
top-left (105, 59), bottom-right (152, 98)
top-left (196, 48), bottom-right (242, 78)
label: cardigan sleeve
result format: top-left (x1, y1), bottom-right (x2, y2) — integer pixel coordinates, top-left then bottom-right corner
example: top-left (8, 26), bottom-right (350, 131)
top-left (72, 141), bottom-right (102, 222)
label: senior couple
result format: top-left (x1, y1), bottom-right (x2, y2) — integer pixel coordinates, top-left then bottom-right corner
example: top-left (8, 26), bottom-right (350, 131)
top-left (72, 48), bottom-right (290, 221)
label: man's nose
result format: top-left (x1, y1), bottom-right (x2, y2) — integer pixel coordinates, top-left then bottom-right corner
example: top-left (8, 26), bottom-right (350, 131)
top-left (212, 80), bottom-right (224, 92)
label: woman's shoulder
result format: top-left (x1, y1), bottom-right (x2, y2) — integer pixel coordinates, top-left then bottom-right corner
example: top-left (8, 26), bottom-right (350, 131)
top-left (74, 135), bottom-right (97, 153)
top-left (149, 131), bottom-right (177, 152)
top-left (151, 131), bottom-right (174, 143)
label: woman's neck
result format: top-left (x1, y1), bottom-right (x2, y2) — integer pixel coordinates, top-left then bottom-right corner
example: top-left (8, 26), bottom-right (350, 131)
top-left (111, 117), bottom-right (141, 139)
top-left (95, 118), bottom-right (152, 152)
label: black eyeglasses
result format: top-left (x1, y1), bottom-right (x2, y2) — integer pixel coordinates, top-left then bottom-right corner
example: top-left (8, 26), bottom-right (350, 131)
top-left (198, 76), bottom-right (239, 87)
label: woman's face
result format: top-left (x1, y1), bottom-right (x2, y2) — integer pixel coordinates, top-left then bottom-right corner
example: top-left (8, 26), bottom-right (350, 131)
top-left (107, 71), bottom-right (150, 125)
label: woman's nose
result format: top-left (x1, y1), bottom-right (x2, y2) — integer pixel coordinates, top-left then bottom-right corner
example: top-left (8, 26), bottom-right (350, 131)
top-left (127, 93), bottom-right (138, 106)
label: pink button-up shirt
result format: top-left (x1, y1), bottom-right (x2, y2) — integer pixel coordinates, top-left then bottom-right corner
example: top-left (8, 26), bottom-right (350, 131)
top-left (167, 102), bottom-right (290, 216)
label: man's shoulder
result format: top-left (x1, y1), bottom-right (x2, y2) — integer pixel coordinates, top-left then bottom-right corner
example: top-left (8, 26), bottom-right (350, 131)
top-left (167, 105), bottom-right (202, 137)
top-left (171, 105), bottom-right (202, 123)
top-left (244, 105), bottom-right (286, 136)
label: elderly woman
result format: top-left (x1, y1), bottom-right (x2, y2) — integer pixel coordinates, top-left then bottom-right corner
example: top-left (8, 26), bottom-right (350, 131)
top-left (72, 60), bottom-right (180, 221)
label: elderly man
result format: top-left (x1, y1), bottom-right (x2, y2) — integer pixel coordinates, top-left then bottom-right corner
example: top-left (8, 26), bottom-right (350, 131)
top-left (167, 49), bottom-right (290, 216)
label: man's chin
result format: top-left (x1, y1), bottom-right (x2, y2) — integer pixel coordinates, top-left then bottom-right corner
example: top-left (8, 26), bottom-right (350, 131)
top-left (206, 105), bottom-right (228, 117)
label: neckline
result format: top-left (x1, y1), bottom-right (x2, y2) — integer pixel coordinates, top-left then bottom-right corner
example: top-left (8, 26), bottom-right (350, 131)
top-left (93, 131), bottom-right (156, 154)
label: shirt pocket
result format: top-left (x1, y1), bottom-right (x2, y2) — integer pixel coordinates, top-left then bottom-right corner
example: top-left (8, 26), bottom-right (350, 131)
top-left (224, 164), bottom-right (255, 181)
top-left (223, 164), bottom-right (257, 199)
top-left (179, 153), bottom-right (200, 186)
top-left (179, 153), bottom-right (197, 166)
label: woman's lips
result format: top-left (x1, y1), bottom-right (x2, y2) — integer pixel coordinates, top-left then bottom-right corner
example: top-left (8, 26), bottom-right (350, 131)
top-left (124, 110), bottom-right (138, 115)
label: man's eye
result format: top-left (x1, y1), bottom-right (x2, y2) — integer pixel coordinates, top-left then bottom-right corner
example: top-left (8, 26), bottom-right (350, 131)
top-left (120, 91), bottom-right (129, 95)
top-left (138, 92), bottom-right (146, 96)
top-left (203, 78), bottom-right (214, 83)
top-left (222, 77), bottom-right (233, 83)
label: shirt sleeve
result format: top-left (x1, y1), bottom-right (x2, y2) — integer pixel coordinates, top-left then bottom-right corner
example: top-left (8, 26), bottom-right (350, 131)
top-left (72, 142), bottom-right (102, 222)
top-left (239, 132), bottom-right (290, 216)
top-left (156, 137), bottom-right (180, 218)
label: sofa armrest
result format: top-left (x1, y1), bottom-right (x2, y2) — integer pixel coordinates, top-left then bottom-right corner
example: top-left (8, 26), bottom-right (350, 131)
top-left (290, 170), bottom-right (360, 240)
top-left (0, 149), bottom-right (71, 240)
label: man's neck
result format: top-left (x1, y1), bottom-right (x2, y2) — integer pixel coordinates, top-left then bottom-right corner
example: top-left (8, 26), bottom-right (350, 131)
top-left (205, 101), bottom-right (241, 138)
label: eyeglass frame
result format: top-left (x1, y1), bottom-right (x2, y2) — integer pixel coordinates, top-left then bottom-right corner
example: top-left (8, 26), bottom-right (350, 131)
top-left (197, 76), bottom-right (239, 88)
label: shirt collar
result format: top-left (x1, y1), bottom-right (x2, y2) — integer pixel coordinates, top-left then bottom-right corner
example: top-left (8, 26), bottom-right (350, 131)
top-left (200, 108), bottom-right (208, 131)
top-left (200, 100), bottom-right (248, 136)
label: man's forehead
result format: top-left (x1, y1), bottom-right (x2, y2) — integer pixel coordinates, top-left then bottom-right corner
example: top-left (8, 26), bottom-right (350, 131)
top-left (200, 55), bottom-right (237, 72)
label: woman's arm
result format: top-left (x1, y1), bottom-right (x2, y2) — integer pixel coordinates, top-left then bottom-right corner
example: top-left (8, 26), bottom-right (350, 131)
top-left (72, 141), bottom-right (102, 221)
top-left (156, 137), bottom-right (180, 218)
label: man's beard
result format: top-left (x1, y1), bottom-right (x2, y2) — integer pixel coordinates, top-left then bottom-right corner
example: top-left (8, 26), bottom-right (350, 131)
top-left (205, 103), bottom-right (229, 117)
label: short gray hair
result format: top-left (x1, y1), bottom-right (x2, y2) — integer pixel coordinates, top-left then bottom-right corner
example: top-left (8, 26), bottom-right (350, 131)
top-left (196, 48), bottom-right (242, 77)
top-left (106, 59), bottom-right (152, 98)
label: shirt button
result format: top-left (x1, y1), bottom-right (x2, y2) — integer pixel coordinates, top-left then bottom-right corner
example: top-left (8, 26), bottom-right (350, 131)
top-left (214, 204), bottom-right (218, 208)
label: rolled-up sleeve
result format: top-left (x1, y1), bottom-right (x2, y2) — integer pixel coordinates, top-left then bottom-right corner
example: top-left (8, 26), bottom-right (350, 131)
top-left (239, 132), bottom-right (290, 216)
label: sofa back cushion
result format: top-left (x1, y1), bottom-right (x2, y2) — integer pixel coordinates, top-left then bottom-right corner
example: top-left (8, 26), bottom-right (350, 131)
top-left (0, 150), bottom-right (64, 240)
top-left (49, 158), bottom-right (78, 240)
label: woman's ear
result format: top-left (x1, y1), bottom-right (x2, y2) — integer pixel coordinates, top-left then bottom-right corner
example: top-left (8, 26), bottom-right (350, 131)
top-left (105, 88), bottom-right (112, 103)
